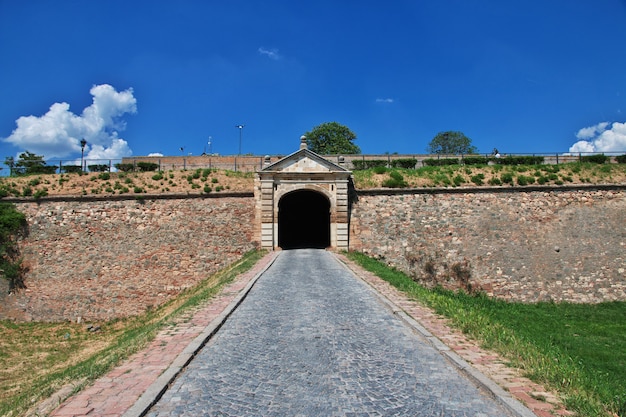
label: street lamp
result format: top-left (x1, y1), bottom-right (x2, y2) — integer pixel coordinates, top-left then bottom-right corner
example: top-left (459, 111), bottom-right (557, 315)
top-left (80, 138), bottom-right (87, 171)
top-left (208, 136), bottom-right (212, 155)
top-left (235, 124), bottom-right (244, 155)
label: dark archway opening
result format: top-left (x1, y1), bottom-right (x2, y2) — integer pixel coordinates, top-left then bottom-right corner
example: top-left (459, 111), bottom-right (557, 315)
top-left (278, 190), bottom-right (330, 249)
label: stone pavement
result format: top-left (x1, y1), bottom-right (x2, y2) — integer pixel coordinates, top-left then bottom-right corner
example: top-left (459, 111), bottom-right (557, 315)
top-left (45, 251), bottom-right (279, 417)
top-left (44, 249), bottom-right (573, 417)
top-left (144, 249), bottom-right (527, 417)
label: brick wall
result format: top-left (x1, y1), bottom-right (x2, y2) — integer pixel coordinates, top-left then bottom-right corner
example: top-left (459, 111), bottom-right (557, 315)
top-left (350, 188), bottom-right (626, 303)
top-left (1, 196), bottom-right (255, 322)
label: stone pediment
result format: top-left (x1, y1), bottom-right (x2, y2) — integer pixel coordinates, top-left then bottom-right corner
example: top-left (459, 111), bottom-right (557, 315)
top-left (261, 148), bottom-right (349, 174)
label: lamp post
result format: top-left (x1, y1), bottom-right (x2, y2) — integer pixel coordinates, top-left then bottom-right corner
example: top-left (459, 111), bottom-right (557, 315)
top-left (208, 136), bottom-right (212, 155)
top-left (80, 138), bottom-right (87, 172)
top-left (235, 124), bottom-right (244, 155)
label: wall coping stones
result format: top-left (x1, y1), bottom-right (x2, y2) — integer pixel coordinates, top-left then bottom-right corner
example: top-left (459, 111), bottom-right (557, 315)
top-left (355, 183), bottom-right (626, 196)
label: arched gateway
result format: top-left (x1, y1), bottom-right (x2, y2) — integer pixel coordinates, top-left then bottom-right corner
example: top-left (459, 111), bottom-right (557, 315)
top-left (254, 137), bottom-right (352, 250)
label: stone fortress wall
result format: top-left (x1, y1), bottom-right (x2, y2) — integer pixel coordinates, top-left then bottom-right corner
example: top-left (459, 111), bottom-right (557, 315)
top-left (1, 186), bottom-right (624, 322)
top-left (350, 187), bottom-right (626, 303)
top-left (1, 196), bottom-right (255, 322)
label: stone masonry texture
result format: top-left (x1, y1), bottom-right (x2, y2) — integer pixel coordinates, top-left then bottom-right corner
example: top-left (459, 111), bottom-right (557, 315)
top-left (2, 187), bottom-right (625, 322)
top-left (146, 249), bottom-right (518, 417)
top-left (1, 196), bottom-right (255, 322)
top-left (350, 188), bottom-right (626, 303)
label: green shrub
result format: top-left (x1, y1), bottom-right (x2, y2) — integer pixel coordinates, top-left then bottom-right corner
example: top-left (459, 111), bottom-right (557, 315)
top-left (453, 175), bottom-right (464, 186)
top-left (382, 171), bottom-right (408, 188)
top-left (373, 166), bottom-right (387, 174)
top-left (33, 188), bottom-right (48, 199)
top-left (211, 178), bottom-right (219, 184)
top-left (88, 164), bottom-right (110, 172)
top-left (500, 173), bottom-right (514, 184)
top-left (463, 156), bottom-right (488, 165)
top-left (391, 158), bottom-right (417, 169)
top-left (152, 172), bottom-right (164, 181)
top-left (488, 177), bottom-right (502, 185)
top-left (136, 162), bottom-right (159, 172)
top-left (470, 174), bottom-right (485, 185)
top-left (133, 186), bottom-right (144, 193)
top-left (496, 156), bottom-right (544, 165)
top-left (98, 172), bottom-right (111, 181)
top-left (537, 176), bottom-right (549, 185)
top-left (516, 175), bottom-right (535, 186)
top-left (203, 185), bottom-right (212, 193)
top-left (62, 165), bottom-right (82, 173)
top-left (21, 186), bottom-right (32, 197)
top-left (114, 163), bottom-right (135, 172)
top-left (580, 154), bottom-right (608, 164)
top-left (423, 158), bottom-right (459, 166)
top-left (616, 154), bottom-right (626, 164)
top-left (0, 202), bottom-right (27, 291)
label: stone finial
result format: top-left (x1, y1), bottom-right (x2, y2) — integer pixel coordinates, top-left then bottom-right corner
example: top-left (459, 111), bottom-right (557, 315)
top-left (300, 135), bottom-right (307, 150)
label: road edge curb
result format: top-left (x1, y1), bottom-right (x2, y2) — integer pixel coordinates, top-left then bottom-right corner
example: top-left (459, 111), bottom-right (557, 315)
top-left (122, 251), bottom-right (281, 417)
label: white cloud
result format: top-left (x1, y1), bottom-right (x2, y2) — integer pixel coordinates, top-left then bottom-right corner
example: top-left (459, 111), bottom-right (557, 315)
top-left (148, 152), bottom-right (164, 157)
top-left (575, 122), bottom-right (609, 140)
top-left (569, 121), bottom-right (626, 153)
top-left (2, 84), bottom-right (137, 161)
top-left (258, 47), bottom-right (280, 60)
top-left (376, 98), bottom-right (394, 103)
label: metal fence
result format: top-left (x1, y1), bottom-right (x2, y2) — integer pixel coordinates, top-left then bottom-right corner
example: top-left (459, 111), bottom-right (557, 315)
top-left (2, 151), bottom-right (625, 176)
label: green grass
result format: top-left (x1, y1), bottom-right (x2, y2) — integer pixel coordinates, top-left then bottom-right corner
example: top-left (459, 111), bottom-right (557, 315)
top-left (350, 162), bottom-right (626, 189)
top-left (346, 251), bottom-right (626, 417)
top-left (0, 250), bottom-right (265, 417)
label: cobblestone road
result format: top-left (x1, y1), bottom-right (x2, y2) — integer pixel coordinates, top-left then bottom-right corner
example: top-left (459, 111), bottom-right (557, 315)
top-left (146, 249), bottom-right (517, 417)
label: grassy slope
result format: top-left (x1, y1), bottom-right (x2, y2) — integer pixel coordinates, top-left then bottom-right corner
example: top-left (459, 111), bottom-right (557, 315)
top-left (0, 250), bottom-right (265, 417)
top-left (0, 162), bottom-right (625, 198)
top-left (347, 252), bottom-right (626, 417)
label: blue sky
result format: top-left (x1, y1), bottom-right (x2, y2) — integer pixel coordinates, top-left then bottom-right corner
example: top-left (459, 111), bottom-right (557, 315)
top-left (1, 0), bottom-right (625, 167)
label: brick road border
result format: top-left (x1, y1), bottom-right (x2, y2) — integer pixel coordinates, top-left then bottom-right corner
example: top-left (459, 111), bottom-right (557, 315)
top-left (121, 252), bottom-right (280, 417)
top-left (334, 252), bottom-right (574, 417)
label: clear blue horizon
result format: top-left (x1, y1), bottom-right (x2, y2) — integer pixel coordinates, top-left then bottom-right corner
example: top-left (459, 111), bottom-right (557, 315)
top-left (1, 1), bottom-right (625, 167)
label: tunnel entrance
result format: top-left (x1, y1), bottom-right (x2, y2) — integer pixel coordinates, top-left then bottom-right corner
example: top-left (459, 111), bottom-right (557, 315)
top-left (278, 190), bottom-right (330, 249)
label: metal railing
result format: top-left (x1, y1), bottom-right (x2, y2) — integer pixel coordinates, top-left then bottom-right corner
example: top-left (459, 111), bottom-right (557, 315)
top-left (2, 151), bottom-right (625, 176)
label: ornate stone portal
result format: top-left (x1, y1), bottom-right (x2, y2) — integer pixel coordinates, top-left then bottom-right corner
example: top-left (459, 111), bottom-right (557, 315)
top-left (254, 137), bottom-right (352, 250)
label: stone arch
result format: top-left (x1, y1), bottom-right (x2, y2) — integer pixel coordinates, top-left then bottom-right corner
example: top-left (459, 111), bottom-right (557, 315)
top-left (274, 183), bottom-right (335, 214)
top-left (278, 189), bottom-right (331, 249)
top-left (254, 138), bottom-right (352, 251)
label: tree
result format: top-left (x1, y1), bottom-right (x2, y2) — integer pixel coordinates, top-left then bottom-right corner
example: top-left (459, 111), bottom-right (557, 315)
top-left (14, 151), bottom-right (56, 175)
top-left (0, 202), bottom-right (28, 291)
top-left (3, 157), bottom-right (14, 176)
top-left (427, 131), bottom-right (477, 155)
top-left (303, 122), bottom-right (361, 154)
